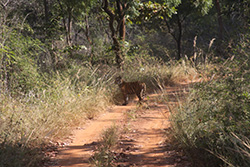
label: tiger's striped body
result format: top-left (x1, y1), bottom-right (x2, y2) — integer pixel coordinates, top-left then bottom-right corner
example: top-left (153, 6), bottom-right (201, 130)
top-left (115, 76), bottom-right (146, 105)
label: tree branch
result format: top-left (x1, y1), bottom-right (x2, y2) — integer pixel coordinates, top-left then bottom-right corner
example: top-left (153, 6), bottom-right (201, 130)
top-left (0, 0), bottom-right (10, 10)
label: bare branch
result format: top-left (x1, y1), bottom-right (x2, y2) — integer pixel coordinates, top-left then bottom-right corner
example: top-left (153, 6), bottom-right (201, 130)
top-left (0, 0), bottom-right (11, 10)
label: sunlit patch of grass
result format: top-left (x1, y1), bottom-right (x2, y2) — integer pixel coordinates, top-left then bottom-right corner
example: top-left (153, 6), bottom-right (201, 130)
top-left (125, 108), bottom-right (138, 120)
top-left (90, 125), bottom-right (119, 167)
top-left (0, 65), bottom-right (115, 166)
top-left (114, 56), bottom-right (199, 98)
top-left (170, 62), bottom-right (250, 166)
top-left (0, 55), bottom-right (203, 166)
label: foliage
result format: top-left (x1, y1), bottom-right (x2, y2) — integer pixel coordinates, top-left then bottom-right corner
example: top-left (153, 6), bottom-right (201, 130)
top-left (171, 53), bottom-right (250, 166)
top-left (0, 52), bottom-right (197, 166)
top-left (136, 0), bottom-right (181, 22)
top-left (0, 29), bottom-right (45, 94)
top-left (0, 0), bottom-right (250, 166)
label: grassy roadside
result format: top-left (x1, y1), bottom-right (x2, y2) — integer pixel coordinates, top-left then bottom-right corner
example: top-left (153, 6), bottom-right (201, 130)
top-left (0, 65), bottom-right (115, 167)
top-left (0, 57), bottom-right (197, 166)
top-left (170, 58), bottom-right (250, 167)
top-left (90, 125), bottom-right (120, 167)
top-left (88, 58), bottom-right (201, 167)
top-left (89, 99), bottom-right (147, 167)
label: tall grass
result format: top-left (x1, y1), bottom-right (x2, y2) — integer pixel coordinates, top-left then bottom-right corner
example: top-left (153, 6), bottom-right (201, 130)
top-left (90, 125), bottom-right (119, 167)
top-left (120, 56), bottom-right (198, 92)
top-left (0, 64), bottom-right (116, 166)
top-left (171, 57), bottom-right (250, 166)
top-left (0, 55), bottom-right (198, 166)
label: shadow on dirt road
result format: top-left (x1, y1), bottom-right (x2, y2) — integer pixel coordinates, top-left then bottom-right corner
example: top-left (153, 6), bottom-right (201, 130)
top-left (49, 83), bottom-right (193, 167)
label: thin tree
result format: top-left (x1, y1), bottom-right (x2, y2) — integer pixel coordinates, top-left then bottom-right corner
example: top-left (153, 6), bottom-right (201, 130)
top-left (102, 0), bottom-right (129, 68)
top-left (215, 0), bottom-right (223, 41)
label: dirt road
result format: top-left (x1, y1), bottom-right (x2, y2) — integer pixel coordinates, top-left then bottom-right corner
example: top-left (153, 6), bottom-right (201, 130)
top-left (51, 84), bottom-right (191, 167)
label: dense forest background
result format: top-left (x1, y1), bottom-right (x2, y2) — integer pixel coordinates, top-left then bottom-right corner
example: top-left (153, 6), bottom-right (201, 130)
top-left (0, 0), bottom-right (249, 167)
top-left (0, 0), bottom-right (249, 92)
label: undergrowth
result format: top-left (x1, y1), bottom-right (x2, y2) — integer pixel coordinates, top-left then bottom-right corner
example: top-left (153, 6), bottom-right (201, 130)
top-left (90, 125), bottom-right (119, 167)
top-left (120, 56), bottom-right (198, 93)
top-left (171, 57), bottom-right (250, 167)
top-left (0, 56), bottom-right (197, 166)
top-left (0, 65), bottom-right (115, 167)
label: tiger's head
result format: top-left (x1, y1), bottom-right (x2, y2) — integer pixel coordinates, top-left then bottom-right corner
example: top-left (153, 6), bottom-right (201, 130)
top-left (114, 76), bottom-right (123, 85)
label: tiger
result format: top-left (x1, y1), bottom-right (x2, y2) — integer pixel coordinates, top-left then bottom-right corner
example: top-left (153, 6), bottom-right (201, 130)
top-left (115, 76), bottom-right (146, 105)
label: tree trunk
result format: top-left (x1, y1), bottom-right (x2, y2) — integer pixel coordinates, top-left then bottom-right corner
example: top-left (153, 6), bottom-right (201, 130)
top-left (215, 0), bottom-right (223, 41)
top-left (67, 7), bottom-right (72, 46)
top-left (116, 0), bottom-right (126, 41)
top-left (84, 16), bottom-right (92, 45)
top-left (176, 13), bottom-right (182, 60)
top-left (103, 0), bottom-right (123, 68)
top-left (119, 17), bottom-right (126, 41)
top-left (56, 0), bottom-right (70, 46)
top-left (84, 16), bottom-right (95, 65)
top-left (164, 13), bottom-right (182, 60)
top-left (214, 0), bottom-right (226, 57)
top-left (43, 0), bottom-right (57, 71)
top-left (43, 0), bottom-right (49, 24)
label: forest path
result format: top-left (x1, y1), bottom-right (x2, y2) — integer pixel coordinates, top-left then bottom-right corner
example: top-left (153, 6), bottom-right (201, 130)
top-left (51, 83), bottom-right (192, 167)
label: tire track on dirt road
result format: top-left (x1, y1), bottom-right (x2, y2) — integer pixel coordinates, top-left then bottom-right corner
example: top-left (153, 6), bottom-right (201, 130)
top-left (53, 105), bottom-right (132, 167)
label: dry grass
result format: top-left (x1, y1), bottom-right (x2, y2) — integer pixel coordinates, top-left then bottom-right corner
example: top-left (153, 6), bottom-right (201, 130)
top-left (0, 57), bottom-right (199, 166)
top-left (90, 125), bottom-right (119, 167)
top-left (170, 59), bottom-right (250, 167)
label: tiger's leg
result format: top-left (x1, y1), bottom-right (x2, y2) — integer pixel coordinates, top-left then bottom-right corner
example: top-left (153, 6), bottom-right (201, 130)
top-left (140, 90), bottom-right (144, 100)
top-left (141, 84), bottom-right (146, 100)
top-left (122, 94), bottom-right (129, 105)
top-left (138, 87), bottom-right (145, 101)
top-left (136, 92), bottom-right (143, 101)
top-left (137, 86), bottom-right (146, 104)
top-left (135, 92), bottom-right (143, 106)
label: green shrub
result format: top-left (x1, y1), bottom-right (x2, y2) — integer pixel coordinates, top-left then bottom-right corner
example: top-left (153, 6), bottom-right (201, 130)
top-left (0, 30), bottom-right (45, 94)
top-left (171, 58), bottom-right (250, 166)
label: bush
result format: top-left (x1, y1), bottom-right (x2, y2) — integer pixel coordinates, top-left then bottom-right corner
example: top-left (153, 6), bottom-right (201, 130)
top-left (0, 29), bottom-right (45, 95)
top-left (171, 57), bottom-right (250, 166)
top-left (0, 63), bottom-right (115, 166)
